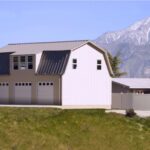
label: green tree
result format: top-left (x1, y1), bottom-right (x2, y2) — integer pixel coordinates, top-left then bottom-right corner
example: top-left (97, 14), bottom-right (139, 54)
top-left (108, 52), bottom-right (126, 77)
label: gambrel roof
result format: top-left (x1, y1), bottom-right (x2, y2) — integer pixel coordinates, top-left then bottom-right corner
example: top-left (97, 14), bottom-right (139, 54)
top-left (0, 40), bottom-right (113, 76)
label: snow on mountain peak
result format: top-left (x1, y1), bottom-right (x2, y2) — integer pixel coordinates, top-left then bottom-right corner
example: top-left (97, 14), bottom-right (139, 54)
top-left (128, 17), bottom-right (150, 31)
top-left (97, 17), bottom-right (150, 45)
top-left (95, 17), bottom-right (150, 78)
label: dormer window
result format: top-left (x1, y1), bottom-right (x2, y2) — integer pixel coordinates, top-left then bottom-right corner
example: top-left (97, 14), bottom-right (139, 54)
top-left (20, 56), bottom-right (26, 70)
top-left (13, 55), bottom-right (33, 70)
top-left (13, 57), bottom-right (18, 70)
top-left (28, 56), bottom-right (33, 69)
top-left (21, 56), bottom-right (25, 62)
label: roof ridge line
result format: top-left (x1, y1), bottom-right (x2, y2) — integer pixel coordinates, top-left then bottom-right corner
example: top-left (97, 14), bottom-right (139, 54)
top-left (8, 40), bottom-right (89, 45)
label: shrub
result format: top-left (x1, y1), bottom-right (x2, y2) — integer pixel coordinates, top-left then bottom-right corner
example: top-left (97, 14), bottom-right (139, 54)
top-left (125, 109), bottom-right (136, 117)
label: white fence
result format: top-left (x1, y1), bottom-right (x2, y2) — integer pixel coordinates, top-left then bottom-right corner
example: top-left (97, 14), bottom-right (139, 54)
top-left (112, 93), bottom-right (150, 110)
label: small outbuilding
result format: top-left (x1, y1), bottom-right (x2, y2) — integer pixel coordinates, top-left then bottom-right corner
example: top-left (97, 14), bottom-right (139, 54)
top-left (112, 78), bottom-right (150, 94)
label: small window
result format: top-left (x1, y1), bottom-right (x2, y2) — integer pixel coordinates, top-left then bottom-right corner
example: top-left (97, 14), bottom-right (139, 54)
top-left (19, 83), bottom-right (21, 86)
top-left (72, 59), bottom-right (77, 69)
top-left (97, 65), bottom-right (101, 70)
top-left (15, 83), bottom-right (18, 86)
top-left (28, 63), bottom-right (33, 69)
top-left (22, 83), bottom-right (25, 86)
top-left (20, 56), bottom-right (25, 62)
top-left (13, 57), bottom-right (18, 62)
top-left (2, 83), bottom-right (5, 86)
top-left (47, 83), bottom-right (50, 86)
top-left (14, 63), bottom-right (18, 70)
top-left (29, 83), bottom-right (32, 86)
top-left (73, 59), bottom-right (77, 63)
top-left (28, 56), bottom-right (33, 62)
top-left (20, 56), bottom-right (26, 70)
top-left (28, 56), bottom-right (33, 69)
top-left (39, 83), bottom-right (42, 86)
top-left (73, 64), bottom-right (77, 69)
top-left (26, 83), bottom-right (28, 86)
top-left (13, 56), bottom-right (18, 70)
top-left (50, 82), bottom-right (53, 86)
top-left (43, 83), bottom-right (45, 86)
top-left (0, 83), bottom-right (1, 86)
top-left (97, 60), bottom-right (101, 64)
top-left (6, 83), bottom-right (9, 86)
top-left (97, 59), bottom-right (102, 70)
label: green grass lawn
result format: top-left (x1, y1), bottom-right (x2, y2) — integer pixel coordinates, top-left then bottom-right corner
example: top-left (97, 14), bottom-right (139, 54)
top-left (0, 108), bottom-right (149, 150)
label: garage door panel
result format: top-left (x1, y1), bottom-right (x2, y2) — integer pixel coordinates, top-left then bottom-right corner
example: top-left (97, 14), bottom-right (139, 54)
top-left (15, 82), bottom-right (32, 104)
top-left (37, 82), bottom-right (54, 105)
top-left (0, 82), bottom-right (9, 104)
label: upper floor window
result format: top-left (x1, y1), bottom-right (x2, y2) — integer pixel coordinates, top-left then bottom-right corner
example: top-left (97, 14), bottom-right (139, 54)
top-left (13, 55), bottom-right (33, 70)
top-left (27, 56), bottom-right (33, 69)
top-left (20, 56), bottom-right (26, 70)
top-left (20, 56), bottom-right (25, 62)
top-left (13, 57), bottom-right (19, 70)
top-left (97, 59), bottom-right (101, 70)
top-left (72, 59), bottom-right (77, 69)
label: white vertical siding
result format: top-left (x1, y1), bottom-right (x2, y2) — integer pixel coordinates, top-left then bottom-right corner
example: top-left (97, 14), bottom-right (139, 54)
top-left (62, 44), bottom-right (112, 108)
top-left (35, 52), bottom-right (42, 72)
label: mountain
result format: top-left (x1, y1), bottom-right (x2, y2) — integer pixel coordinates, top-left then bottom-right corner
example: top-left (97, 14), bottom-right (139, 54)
top-left (95, 17), bottom-right (150, 77)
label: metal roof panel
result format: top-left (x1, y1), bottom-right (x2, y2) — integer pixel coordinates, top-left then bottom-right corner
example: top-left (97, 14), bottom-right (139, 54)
top-left (37, 50), bottom-right (70, 75)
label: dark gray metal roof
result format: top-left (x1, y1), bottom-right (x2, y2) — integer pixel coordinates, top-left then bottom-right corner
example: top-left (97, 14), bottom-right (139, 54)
top-left (37, 50), bottom-right (71, 75)
top-left (0, 52), bottom-right (12, 75)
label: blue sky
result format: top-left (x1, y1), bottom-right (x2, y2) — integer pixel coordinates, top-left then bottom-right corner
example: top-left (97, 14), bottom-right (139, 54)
top-left (0, 1), bottom-right (150, 46)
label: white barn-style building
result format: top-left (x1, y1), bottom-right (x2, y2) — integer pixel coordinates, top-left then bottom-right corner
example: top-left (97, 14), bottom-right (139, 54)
top-left (0, 40), bottom-right (113, 108)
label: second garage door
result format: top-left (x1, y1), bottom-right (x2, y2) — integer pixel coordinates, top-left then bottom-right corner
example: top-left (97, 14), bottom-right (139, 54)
top-left (14, 82), bottom-right (32, 104)
top-left (37, 82), bottom-right (54, 105)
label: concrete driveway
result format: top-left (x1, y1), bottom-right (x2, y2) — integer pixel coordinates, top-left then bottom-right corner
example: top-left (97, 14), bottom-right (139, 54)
top-left (106, 110), bottom-right (150, 118)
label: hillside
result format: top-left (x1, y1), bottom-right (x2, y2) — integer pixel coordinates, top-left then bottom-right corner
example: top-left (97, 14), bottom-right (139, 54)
top-left (0, 108), bottom-right (149, 150)
top-left (95, 17), bottom-right (150, 77)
